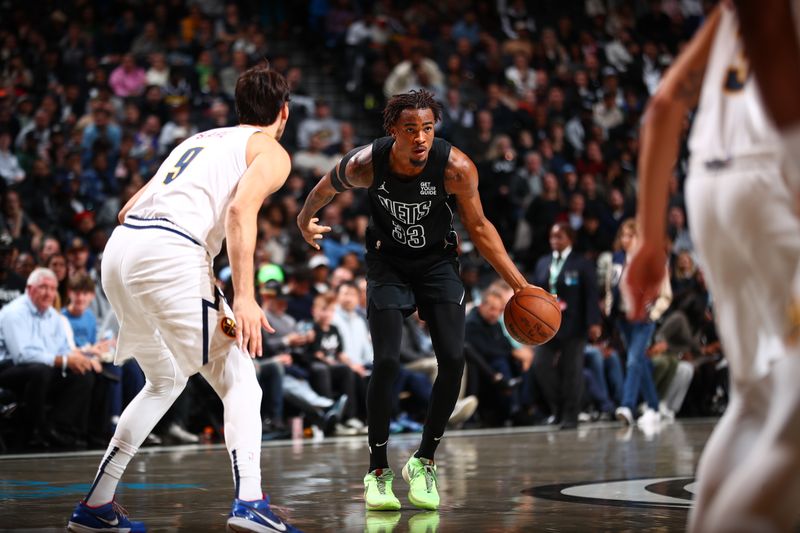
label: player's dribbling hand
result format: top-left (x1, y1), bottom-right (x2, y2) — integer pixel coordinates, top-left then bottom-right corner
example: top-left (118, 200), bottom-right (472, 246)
top-left (622, 240), bottom-right (665, 321)
top-left (513, 283), bottom-right (536, 293)
top-left (298, 216), bottom-right (332, 250)
top-left (233, 298), bottom-right (274, 358)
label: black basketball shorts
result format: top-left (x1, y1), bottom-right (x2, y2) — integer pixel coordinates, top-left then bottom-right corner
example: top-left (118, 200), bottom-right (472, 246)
top-left (365, 251), bottom-right (465, 320)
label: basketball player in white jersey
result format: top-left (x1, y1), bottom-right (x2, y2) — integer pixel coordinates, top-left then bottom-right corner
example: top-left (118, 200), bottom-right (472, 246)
top-left (625, 3), bottom-right (800, 532)
top-left (66, 65), bottom-right (302, 533)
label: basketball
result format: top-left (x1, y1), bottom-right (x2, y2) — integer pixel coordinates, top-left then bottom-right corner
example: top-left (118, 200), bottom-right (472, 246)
top-left (504, 286), bottom-right (562, 345)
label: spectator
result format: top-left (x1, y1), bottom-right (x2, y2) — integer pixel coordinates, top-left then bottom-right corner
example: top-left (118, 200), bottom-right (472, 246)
top-left (531, 222), bottom-right (601, 429)
top-left (305, 292), bottom-right (362, 432)
top-left (308, 254), bottom-right (331, 294)
top-left (13, 251), bottom-right (36, 284)
top-left (109, 54), bottom-right (147, 98)
top-left (607, 219), bottom-right (670, 427)
top-left (1, 190), bottom-right (42, 253)
top-left (61, 273), bottom-right (116, 444)
top-left (0, 268), bottom-right (100, 448)
top-left (158, 105), bottom-right (197, 156)
top-left (668, 205), bottom-right (693, 254)
top-left (130, 21), bottom-right (164, 59)
top-left (465, 288), bottom-right (526, 425)
top-left (80, 107), bottom-right (122, 164)
top-left (593, 90), bottom-right (624, 137)
top-left (15, 109), bottom-right (52, 155)
top-left (512, 150), bottom-right (544, 209)
top-left (505, 52), bottom-right (537, 97)
top-left (0, 129), bottom-right (24, 185)
top-left (499, 0), bottom-right (536, 40)
top-left (383, 48), bottom-right (445, 99)
top-left (0, 234), bottom-right (25, 309)
top-left (145, 53), bottom-right (170, 88)
top-left (525, 172), bottom-right (563, 266)
top-left (292, 132), bottom-right (338, 179)
top-left (219, 50), bottom-right (249, 97)
top-left (438, 88), bottom-right (474, 145)
top-left (332, 281), bottom-right (372, 378)
top-left (45, 253), bottom-right (68, 309)
top-left (296, 100), bottom-right (342, 150)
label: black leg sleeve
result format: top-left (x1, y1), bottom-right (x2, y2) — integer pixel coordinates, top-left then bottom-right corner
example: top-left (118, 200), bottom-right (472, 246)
top-left (416, 302), bottom-right (465, 461)
top-left (366, 305), bottom-right (404, 471)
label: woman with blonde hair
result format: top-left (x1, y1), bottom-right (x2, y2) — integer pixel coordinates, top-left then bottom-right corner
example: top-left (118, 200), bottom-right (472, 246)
top-left (607, 218), bottom-right (671, 427)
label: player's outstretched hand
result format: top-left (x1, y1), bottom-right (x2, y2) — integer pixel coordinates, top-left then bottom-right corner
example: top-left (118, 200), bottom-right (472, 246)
top-left (233, 298), bottom-right (275, 358)
top-left (623, 240), bottom-right (665, 321)
top-left (298, 216), bottom-right (332, 250)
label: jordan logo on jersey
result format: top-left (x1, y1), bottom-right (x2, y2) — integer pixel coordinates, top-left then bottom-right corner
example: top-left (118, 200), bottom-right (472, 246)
top-left (377, 196), bottom-right (432, 225)
top-left (420, 181), bottom-right (437, 195)
top-left (378, 182), bottom-right (389, 194)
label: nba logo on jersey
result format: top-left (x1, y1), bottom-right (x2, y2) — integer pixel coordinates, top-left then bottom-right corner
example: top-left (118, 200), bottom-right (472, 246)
top-left (420, 182), bottom-right (437, 195)
top-left (220, 317), bottom-right (237, 338)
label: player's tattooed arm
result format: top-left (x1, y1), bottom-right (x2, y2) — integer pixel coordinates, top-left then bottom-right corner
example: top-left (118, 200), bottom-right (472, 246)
top-left (673, 66), bottom-right (705, 108)
top-left (445, 147), bottom-right (529, 292)
top-left (297, 145), bottom-right (374, 250)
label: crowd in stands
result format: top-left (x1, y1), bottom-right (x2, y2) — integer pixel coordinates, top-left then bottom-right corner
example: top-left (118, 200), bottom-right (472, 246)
top-left (0, 0), bottom-right (728, 452)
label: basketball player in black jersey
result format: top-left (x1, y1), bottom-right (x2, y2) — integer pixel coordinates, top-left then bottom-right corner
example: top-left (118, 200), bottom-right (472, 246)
top-left (298, 90), bottom-right (533, 511)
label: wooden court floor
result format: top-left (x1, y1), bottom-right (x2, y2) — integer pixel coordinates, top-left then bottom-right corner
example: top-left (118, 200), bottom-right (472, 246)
top-left (0, 420), bottom-right (720, 532)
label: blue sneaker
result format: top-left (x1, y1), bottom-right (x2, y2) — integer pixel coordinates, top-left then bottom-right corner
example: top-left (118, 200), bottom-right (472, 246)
top-left (67, 500), bottom-right (146, 532)
top-left (227, 496), bottom-right (303, 532)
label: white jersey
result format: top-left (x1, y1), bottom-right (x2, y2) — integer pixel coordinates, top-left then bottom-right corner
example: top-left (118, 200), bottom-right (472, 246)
top-left (127, 126), bottom-right (260, 257)
top-left (688, 7), bottom-right (781, 164)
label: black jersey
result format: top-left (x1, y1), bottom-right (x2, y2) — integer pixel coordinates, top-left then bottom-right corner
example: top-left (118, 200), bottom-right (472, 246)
top-left (366, 136), bottom-right (458, 258)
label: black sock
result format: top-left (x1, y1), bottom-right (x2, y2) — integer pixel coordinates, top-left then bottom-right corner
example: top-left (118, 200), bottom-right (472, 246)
top-left (369, 439), bottom-right (390, 472)
top-left (414, 444), bottom-right (437, 462)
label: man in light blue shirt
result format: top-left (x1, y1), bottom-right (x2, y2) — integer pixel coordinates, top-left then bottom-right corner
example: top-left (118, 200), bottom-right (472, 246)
top-left (0, 268), bottom-right (99, 449)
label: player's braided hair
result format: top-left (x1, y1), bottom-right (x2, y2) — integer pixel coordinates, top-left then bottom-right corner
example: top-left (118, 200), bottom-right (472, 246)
top-left (382, 89), bottom-right (442, 134)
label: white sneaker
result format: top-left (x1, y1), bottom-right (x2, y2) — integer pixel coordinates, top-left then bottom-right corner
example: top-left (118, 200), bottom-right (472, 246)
top-left (335, 423), bottom-right (359, 436)
top-left (637, 408), bottom-right (661, 428)
top-left (578, 412), bottom-right (592, 423)
top-left (448, 396), bottom-right (478, 427)
top-left (345, 417), bottom-right (365, 430)
top-left (166, 423), bottom-right (199, 444)
top-left (615, 406), bottom-right (634, 426)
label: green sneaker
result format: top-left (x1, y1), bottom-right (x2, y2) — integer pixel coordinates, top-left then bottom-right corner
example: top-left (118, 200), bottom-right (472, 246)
top-left (402, 456), bottom-right (440, 510)
top-left (364, 510), bottom-right (401, 533)
top-left (409, 511), bottom-right (440, 533)
top-left (364, 468), bottom-right (401, 511)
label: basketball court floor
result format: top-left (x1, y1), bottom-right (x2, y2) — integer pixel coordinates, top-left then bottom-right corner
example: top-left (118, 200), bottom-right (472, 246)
top-left (0, 420), bottom-right (718, 532)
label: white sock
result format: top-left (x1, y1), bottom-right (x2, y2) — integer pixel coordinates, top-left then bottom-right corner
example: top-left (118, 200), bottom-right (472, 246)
top-left (200, 347), bottom-right (265, 501)
top-left (232, 448), bottom-right (262, 501)
top-left (85, 440), bottom-right (137, 506)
